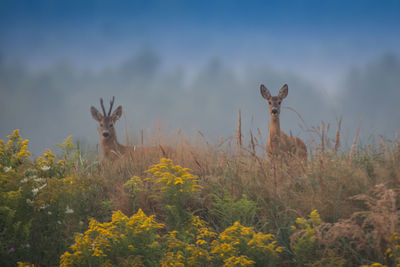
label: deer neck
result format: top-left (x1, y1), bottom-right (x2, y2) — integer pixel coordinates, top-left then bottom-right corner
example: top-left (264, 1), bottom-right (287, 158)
top-left (269, 116), bottom-right (281, 138)
top-left (101, 135), bottom-right (122, 157)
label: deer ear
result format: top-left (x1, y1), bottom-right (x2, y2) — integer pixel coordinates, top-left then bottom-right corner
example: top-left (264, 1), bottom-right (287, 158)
top-left (91, 106), bottom-right (103, 122)
top-left (111, 106), bottom-right (123, 121)
top-left (260, 84), bottom-right (271, 100)
top-left (278, 84), bottom-right (288, 99)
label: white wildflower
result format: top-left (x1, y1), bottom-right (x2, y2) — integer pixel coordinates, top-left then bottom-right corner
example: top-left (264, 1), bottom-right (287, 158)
top-left (20, 177), bottom-right (29, 183)
top-left (4, 166), bottom-right (12, 173)
top-left (32, 183), bottom-right (47, 196)
top-left (48, 211), bottom-right (52, 215)
top-left (34, 177), bottom-right (45, 182)
top-left (32, 188), bottom-right (39, 196)
top-left (26, 199), bottom-right (33, 204)
top-left (24, 168), bottom-right (38, 178)
top-left (65, 205), bottom-right (74, 214)
top-left (57, 220), bottom-right (62, 225)
top-left (40, 204), bottom-right (49, 210)
top-left (41, 165), bottom-right (50, 171)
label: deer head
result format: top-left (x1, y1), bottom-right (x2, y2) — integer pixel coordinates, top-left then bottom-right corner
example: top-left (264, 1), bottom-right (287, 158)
top-left (90, 97), bottom-right (122, 142)
top-left (260, 84), bottom-right (288, 118)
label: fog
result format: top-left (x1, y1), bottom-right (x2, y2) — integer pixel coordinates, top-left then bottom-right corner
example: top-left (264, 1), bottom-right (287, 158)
top-left (1, 48), bottom-right (399, 155)
top-left (340, 53), bottom-right (400, 142)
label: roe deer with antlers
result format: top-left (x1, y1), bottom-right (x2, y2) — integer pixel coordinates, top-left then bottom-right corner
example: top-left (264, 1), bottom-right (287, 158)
top-left (91, 97), bottom-right (170, 161)
top-left (260, 84), bottom-right (307, 159)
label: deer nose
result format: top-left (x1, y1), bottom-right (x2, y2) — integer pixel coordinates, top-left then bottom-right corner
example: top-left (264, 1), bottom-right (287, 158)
top-left (102, 132), bottom-right (110, 138)
top-left (272, 109), bottom-right (278, 115)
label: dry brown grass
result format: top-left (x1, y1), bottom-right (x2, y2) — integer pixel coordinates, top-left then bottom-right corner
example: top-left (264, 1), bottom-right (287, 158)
top-left (94, 123), bottom-right (399, 217)
top-left (314, 184), bottom-right (399, 263)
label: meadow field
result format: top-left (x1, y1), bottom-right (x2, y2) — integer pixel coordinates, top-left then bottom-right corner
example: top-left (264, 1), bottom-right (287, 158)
top-left (2, 0), bottom-right (400, 266)
top-left (0, 124), bottom-right (399, 267)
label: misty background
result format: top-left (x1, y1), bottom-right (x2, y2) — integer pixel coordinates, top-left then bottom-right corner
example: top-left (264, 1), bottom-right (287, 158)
top-left (1, 0), bottom-right (399, 155)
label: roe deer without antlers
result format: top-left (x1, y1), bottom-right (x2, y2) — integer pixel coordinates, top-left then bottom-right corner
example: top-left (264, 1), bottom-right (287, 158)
top-left (260, 84), bottom-right (307, 159)
top-left (91, 97), bottom-right (170, 161)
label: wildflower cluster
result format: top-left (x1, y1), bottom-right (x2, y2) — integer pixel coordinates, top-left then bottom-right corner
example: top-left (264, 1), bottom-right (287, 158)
top-left (291, 210), bottom-right (321, 266)
top-left (124, 175), bottom-right (143, 193)
top-left (17, 262), bottom-right (35, 267)
top-left (145, 158), bottom-right (202, 229)
top-left (147, 158), bottom-right (202, 195)
top-left (360, 263), bottom-right (387, 267)
top-left (32, 176), bottom-right (73, 210)
top-left (0, 130), bottom-right (34, 265)
top-left (385, 232), bottom-right (400, 266)
top-left (161, 216), bottom-right (216, 266)
top-left (60, 209), bottom-right (164, 266)
top-left (55, 136), bottom-right (82, 171)
top-left (212, 221), bottom-right (283, 266)
top-left (1, 130), bottom-right (106, 266)
top-left (0, 129), bottom-right (31, 170)
top-left (36, 136), bottom-right (83, 178)
top-left (123, 175), bottom-right (145, 211)
top-left (36, 148), bottom-right (66, 178)
top-left (37, 149), bottom-right (55, 169)
top-left (161, 216), bottom-right (282, 267)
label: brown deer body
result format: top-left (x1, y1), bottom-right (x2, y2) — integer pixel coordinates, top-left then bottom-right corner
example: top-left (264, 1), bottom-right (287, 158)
top-left (260, 84), bottom-right (307, 159)
top-left (91, 97), bottom-right (170, 161)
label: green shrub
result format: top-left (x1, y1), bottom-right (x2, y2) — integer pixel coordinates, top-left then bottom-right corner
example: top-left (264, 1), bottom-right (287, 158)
top-left (210, 191), bottom-right (257, 231)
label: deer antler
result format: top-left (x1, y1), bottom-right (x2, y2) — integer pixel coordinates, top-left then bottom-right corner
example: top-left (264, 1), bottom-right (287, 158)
top-left (100, 98), bottom-right (107, 116)
top-left (108, 96), bottom-right (115, 116)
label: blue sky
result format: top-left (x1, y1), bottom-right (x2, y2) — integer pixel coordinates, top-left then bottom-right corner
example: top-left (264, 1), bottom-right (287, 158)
top-left (1, 0), bottom-right (399, 73)
top-left (1, 0), bottom-right (400, 153)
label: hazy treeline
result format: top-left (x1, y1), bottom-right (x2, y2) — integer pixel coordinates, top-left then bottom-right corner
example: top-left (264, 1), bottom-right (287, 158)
top-left (0, 50), bottom-right (399, 155)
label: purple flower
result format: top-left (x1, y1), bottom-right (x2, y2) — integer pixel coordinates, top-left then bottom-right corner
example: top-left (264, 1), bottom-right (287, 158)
top-left (9, 247), bottom-right (15, 253)
top-left (26, 244), bottom-right (31, 248)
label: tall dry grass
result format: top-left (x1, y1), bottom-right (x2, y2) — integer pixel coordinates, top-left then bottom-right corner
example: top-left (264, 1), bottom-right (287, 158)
top-left (95, 122), bottom-right (398, 212)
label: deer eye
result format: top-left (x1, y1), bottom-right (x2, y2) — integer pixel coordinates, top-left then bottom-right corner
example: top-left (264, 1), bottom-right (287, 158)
top-left (100, 123), bottom-right (103, 127)
top-left (268, 102), bottom-right (272, 105)
top-left (109, 124), bottom-right (113, 128)
top-left (278, 101), bottom-right (281, 105)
